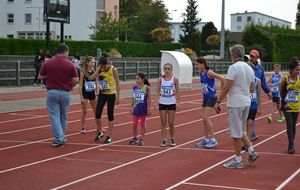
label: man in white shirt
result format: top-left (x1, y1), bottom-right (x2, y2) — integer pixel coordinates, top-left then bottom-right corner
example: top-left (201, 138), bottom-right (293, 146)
top-left (215, 44), bottom-right (260, 169)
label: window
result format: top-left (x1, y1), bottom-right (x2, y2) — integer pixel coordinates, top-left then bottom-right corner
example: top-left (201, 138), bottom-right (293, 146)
top-left (25, 0), bottom-right (32, 3)
top-left (7, 34), bottom-right (14, 38)
top-left (247, 16), bottom-right (252, 22)
top-left (237, 16), bottom-right (242, 22)
top-left (96, 11), bottom-right (104, 20)
top-left (7, 14), bottom-right (14, 24)
top-left (25, 14), bottom-right (32, 24)
top-left (68, 35), bottom-right (72, 40)
top-left (96, 0), bottom-right (105, 10)
top-left (27, 33), bottom-right (34, 39)
top-left (7, 0), bottom-right (14, 3)
top-left (18, 33), bottom-right (26, 39)
top-left (237, 25), bottom-right (242, 31)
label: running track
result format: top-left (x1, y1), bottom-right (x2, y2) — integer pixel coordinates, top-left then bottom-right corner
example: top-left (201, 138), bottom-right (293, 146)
top-left (0, 88), bottom-right (299, 190)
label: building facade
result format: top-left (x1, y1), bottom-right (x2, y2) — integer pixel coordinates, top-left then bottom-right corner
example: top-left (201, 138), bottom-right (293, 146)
top-left (170, 22), bottom-right (206, 43)
top-left (230, 11), bottom-right (291, 32)
top-left (0, 0), bottom-right (119, 40)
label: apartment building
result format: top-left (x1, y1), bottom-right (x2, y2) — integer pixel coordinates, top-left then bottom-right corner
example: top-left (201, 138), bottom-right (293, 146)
top-left (0, 0), bottom-right (119, 40)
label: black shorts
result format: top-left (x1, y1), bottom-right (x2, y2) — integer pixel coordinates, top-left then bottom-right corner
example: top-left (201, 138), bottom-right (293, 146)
top-left (202, 97), bottom-right (217, 108)
top-left (82, 89), bottom-right (96, 100)
top-left (159, 104), bottom-right (176, 111)
top-left (272, 97), bottom-right (280, 104)
top-left (247, 109), bottom-right (257, 120)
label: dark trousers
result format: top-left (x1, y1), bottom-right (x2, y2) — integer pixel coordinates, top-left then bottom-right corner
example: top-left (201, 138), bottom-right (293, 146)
top-left (95, 93), bottom-right (116, 121)
top-left (283, 111), bottom-right (299, 148)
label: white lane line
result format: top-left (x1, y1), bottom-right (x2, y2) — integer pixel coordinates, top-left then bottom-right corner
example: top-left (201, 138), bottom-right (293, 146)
top-left (0, 105), bottom-right (223, 174)
top-left (0, 92), bottom-right (201, 124)
top-left (9, 113), bottom-right (41, 117)
top-left (275, 168), bottom-right (300, 190)
top-left (164, 121), bottom-right (298, 190)
top-left (59, 157), bottom-right (123, 165)
top-left (183, 182), bottom-right (262, 190)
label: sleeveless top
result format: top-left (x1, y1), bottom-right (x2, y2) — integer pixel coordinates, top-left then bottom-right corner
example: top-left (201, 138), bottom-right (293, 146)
top-left (271, 73), bottom-right (281, 98)
top-left (159, 76), bottom-right (176, 105)
top-left (250, 77), bottom-right (259, 109)
top-left (82, 70), bottom-right (96, 94)
top-left (132, 84), bottom-right (150, 116)
top-left (98, 66), bottom-right (116, 95)
top-left (282, 76), bottom-right (300, 112)
top-left (200, 70), bottom-right (216, 99)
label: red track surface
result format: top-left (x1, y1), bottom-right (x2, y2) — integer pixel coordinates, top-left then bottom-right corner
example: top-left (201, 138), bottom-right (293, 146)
top-left (0, 87), bottom-right (299, 190)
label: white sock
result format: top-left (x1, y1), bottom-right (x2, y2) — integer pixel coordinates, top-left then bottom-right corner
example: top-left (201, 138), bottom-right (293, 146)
top-left (248, 146), bottom-right (254, 155)
top-left (210, 138), bottom-right (216, 141)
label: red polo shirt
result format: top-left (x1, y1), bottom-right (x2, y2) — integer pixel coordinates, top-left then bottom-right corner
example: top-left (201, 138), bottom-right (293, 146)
top-left (40, 55), bottom-right (78, 91)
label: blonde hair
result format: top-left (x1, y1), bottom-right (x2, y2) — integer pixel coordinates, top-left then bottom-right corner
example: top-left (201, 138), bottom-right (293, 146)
top-left (82, 55), bottom-right (95, 77)
top-left (274, 64), bottom-right (281, 69)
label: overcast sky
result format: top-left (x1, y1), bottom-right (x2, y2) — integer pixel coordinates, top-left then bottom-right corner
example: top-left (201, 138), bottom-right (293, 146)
top-left (162, 0), bottom-right (299, 30)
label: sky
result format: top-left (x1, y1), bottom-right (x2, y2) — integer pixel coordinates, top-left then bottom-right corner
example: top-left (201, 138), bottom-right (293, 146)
top-left (162, 0), bottom-right (299, 30)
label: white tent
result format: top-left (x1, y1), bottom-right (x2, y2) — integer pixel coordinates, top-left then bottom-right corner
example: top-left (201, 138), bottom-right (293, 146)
top-left (160, 51), bottom-right (193, 85)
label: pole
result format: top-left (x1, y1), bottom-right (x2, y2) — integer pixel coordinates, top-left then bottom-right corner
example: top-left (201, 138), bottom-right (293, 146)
top-left (220, 0), bottom-right (225, 58)
top-left (60, 23), bottom-right (64, 43)
top-left (46, 21), bottom-right (50, 50)
top-left (38, 7), bottom-right (41, 38)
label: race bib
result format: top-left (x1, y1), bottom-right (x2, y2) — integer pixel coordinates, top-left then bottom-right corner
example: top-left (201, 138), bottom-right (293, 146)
top-left (133, 90), bottom-right (146, 103)
top-left (84, 81), bottom-right (96, 92)
top-left (271, 86), bottom-right (279, 92)
top-left (201, 83), bottom-right (208, 94)
top-left (250, 93), bottom-right (257, 101)
top-left (285, 90), bottom-right (299, 103)
top-left (161, 85), bottom-right (174, 97)
top-left (99, 80), bottom-right (110, 91)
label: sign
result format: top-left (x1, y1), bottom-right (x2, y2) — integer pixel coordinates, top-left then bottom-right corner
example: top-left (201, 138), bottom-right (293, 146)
top-left (44, 0), bottom-right (70, 23)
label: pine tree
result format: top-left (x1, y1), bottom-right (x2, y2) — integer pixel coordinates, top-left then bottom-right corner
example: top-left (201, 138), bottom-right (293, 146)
top-left (179, 0), bottom-right (201, 45)
top-left (296, 0), bottom-right (300, 29)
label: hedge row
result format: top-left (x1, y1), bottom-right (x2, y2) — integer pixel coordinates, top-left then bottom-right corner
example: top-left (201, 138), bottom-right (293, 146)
top-left (0, 39), bottom-right (183, 57)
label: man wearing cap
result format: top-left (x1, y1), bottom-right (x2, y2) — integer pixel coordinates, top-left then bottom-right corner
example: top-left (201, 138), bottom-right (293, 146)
top-left (39, 43), bottom-right (78, 147)
top-left (249, 49), bottom-right (271, 140)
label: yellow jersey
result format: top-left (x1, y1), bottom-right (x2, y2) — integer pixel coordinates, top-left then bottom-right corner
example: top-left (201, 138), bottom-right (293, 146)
top-left (283, 76), bottom-right (300, 112)
top-left (98, 66), bottom-right (116, 95)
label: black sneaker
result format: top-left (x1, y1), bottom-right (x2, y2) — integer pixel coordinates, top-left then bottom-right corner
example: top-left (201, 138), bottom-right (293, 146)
top-left (94, 131), bottom-right (104, 142)
top-left (241, 145), bottom-right (248, 152)
top-left (170, 138), bottom-right (176, 147)
top-left (52, 141), bottom-right (64, 147)
top-left (160, 140), bottom-right (167, 147)
top-left (129, 137), bottom-right (138, 145)
top-left (104, 136), bottom-right (112, 144)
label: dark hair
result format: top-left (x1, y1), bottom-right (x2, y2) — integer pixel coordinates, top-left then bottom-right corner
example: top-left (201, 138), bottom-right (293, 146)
top-left (288, 58), bottom-right (299, 73)
top-left (98, 56), bottom-right (108, 65)
top-left (196, 57), bottom-right (209, 70)
top-left (137, 72), bottom-right (150, 86)
top-left (57, 43), bottom-right (69, 54)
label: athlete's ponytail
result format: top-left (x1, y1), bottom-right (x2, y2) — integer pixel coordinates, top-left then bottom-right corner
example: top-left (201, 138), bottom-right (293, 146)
top-left (137, 72), bottom-right (150, 86)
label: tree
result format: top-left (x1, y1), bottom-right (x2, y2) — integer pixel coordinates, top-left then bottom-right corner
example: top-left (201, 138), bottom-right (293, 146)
top-left (206, 34), bottom-right (220, 57)
top-left (296, 0), bottom-right (300, 29)
top-left (180, 0), bottom-right (201, 46)
top-left (89, 13), bottom-right (126, 41)
top-left (201, 22), bottom-right (218, 50)
top-left (151, 27), bottom-right (171, 42)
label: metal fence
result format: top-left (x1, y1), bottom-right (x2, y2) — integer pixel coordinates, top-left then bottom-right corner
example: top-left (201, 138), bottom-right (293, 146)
top-left (0, 60), bottom-right (290, 86)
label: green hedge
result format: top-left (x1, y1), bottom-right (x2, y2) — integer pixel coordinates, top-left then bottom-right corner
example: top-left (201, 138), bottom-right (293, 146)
top-left (273, 34), bottom-right (300, 61)
top-left (0, 38), bottom-right (183, 57)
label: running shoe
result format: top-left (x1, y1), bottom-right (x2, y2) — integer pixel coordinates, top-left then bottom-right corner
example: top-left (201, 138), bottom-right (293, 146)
top-left (195, 139), bottom-right (209, 148)
top-left (80, 128), bottom-right (86, 134)
top-left (137, 138), bottom-right (144, 146)
top-left (277, 116), bottom-right (285, 123)
top-left (223, 159), bottom-right (244, 169)
top-left (241, 145), bottom-right (248, 152)
top-left (160, 139), bottom-right (167, 147)
top-left (104, 136), bottom-right (112, 144)
top-left (52, 141), bottom-right (64, 147)
top-left (129, 137), bottom-right (138, 145)
top-left (248, 151), bottom-right (260, 163)
top-left (267, 116), bottom-right (273, 123)
top-left (204, 139), bottom-right (218, 149)
top-left (94, 131), bottom-right (104, 142)
top-left (288, 145), bottom-right (295, 154)
top-left (251, 132), bottom-right (258, 141)
top-left (170, 138), bottom-right (176, 147)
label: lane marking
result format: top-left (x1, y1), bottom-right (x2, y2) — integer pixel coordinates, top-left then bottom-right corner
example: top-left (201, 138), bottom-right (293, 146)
top-left (275, 168), bottom-right (300, 190)
top-left (59, 157), bottom-right (123, 165)
top-left (98, 148), bottom-right (154, 155)
top-left (183, 182), bottom-right (263, 190)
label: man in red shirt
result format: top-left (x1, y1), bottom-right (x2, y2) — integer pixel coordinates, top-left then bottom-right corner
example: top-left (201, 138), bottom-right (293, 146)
top-left (39, 44), bottom-right (78, 147)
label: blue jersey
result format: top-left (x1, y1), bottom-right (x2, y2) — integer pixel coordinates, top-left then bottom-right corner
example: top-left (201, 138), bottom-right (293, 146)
top-left (254, 63), bottom-right (270, 94)
top-left (250, 77), bottom-right (259, 109)
top-left (271, 73), bottom-right (281, 98)
top-left (200, 70), bottom-right (216, 99)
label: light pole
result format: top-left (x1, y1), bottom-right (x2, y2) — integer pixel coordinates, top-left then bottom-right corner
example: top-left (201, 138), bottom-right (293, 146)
top-left (220, 0), bottom-right (225, 58)
top-left (26, 6), bottom-right (43, 38)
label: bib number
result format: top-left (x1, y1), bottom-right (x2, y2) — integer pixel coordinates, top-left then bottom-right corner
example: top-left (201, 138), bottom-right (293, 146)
top-left (201, 83), bottom-right (208, 94)
top-left (250, 93), bottom-right (257, 101)
top-left (271, 86), bottom-right (279, 93)
top-left (84, 81), bottom-right (96, 92)
top-left (133, 90), bottom-right (145, 103)
top-left (161, 85), bottom-right (174, 97)
top-left (285, 90), bottom-right (299, 103)
top-left (99, 80), bottom-right (110, 91)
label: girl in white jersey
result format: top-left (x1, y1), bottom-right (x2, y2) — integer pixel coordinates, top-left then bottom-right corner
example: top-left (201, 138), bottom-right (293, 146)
top-left (154, 63), bottom-right (180, 147)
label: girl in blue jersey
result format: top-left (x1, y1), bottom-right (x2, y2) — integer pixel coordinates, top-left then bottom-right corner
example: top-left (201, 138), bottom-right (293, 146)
top-left (267, 64), bottom-right (285, 123)
top-left (129, 73), bottom-right (151, 146)
top-left (194, 57), bottom-right (225, 149)
top-left (79, 56), bottom-right (97, 133)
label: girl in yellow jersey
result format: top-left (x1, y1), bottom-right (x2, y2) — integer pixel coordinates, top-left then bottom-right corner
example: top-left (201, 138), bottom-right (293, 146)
top-left (280, 58), bottom-right (300, 154)
top-left (95, 56), bottom-right (120, 144)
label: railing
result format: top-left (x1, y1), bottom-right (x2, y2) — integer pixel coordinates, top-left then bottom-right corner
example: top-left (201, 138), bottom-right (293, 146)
top-left (0, 60), bottom-right (290, 86)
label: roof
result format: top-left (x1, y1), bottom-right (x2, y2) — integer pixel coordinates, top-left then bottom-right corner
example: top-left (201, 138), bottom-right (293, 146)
top-left (230, 11), bottom-right (291, 24)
